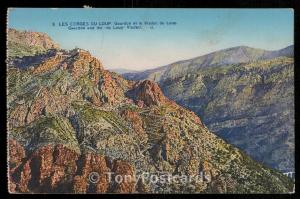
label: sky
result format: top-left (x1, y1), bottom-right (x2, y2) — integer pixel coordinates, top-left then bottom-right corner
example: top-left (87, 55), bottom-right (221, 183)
top-left (8, 8), bottom-right (294, 70)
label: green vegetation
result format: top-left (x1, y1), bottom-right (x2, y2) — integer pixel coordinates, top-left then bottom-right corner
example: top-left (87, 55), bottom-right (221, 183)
top-left (8, 41), bottom-right (46, 58)
top-left (10, 116), bottom-right (80, 153)
top-left (119, 104), bottom-right (140, 112)
top-left (7, 68), bottom-right (32, 95)
top-left (72, 102), bottom-right (129, 133)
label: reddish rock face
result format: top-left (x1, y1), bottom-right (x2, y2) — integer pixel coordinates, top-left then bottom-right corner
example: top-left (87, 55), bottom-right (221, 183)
top-left (127, 80), bottom-right (169, 107)
top-left (137, 80), bottom-right (167, 106)
top-left (62, 51), bottom-right (126, 106)
top-left (100, 70), bottom-right (126, 105)
top-left (111, 160), bottom-right (136, 193)
top-left (68, 52), bottom-right (103, 80)
top-left (121, 110), bottom-right (147, 140)
top-left (33, 55), bottom-right (62, 74)
top-left (9, 143), bottom-right (80, 193)
top-left (73, 152), bottom-right (110, 193)
top-left (8, 142), bottom-right (73, 192)
top-left (8, 140), bottom-right (136, 193)
top-left (8, 140), bottom-right (25, 173)
top-left (8, 140), bottom-right (28, 193)
top-left (18, 161), bottom-right (31, 192)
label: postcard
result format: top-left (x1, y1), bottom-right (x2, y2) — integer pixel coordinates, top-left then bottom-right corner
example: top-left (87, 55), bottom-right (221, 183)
top-left (7, 8), bottom-right (294, 194)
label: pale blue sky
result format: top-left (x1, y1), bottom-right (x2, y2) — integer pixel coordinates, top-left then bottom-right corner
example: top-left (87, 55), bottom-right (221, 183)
top-left (8, 8), bottom-right (293, 70)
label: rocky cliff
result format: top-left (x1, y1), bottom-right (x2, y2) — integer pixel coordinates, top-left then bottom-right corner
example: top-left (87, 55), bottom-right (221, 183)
top-left (7, 30), bottom-right (293, 193)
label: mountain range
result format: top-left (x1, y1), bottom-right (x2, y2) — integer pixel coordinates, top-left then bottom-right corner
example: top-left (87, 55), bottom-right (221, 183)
top-left (108, 68), bottom-right (139, 74)
top-left (123, 45), bottom-right (294, 172)
top-left (123, 45), bottom-right (293, 81)
top-left (7, 28), bottom-right (293, 193)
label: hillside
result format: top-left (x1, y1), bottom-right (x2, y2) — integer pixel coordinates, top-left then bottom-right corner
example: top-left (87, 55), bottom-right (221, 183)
top-left (7, 28), bottom-right (60, 59)
top-left (123, 46), bottom-right (294, 171)
top-left (7, 29), bottom-right (293, 193)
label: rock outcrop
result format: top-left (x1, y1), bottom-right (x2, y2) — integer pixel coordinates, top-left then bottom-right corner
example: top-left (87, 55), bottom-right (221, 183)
top-left (126, 80), bottom-right (169, 107)
top-left (9, 140), bottom-right (137, 193)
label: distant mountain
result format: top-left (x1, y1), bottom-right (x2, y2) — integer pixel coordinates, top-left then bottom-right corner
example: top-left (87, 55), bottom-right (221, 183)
top-left (7, 31), bottom-right (293, 193)
top-left (108, 68), bottom-right (139, 74)
top-left (123, 45), bottom-right (294, 172)
top-left (123, 45), bottom-right (294, 82)
top-left (263, 45), bottom-right (294, 59)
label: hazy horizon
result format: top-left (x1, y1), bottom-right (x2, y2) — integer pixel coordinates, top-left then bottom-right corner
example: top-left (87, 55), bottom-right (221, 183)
top-left (105, 44), bottom-right (293, 71)
top-left (8, 8), bottom-right (293, 70)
